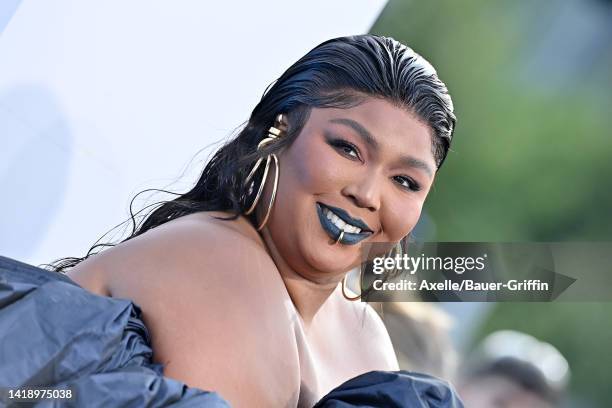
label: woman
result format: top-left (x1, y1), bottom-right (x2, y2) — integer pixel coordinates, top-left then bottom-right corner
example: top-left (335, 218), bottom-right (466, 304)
top-left (14, 35), bottom-right (457, 407)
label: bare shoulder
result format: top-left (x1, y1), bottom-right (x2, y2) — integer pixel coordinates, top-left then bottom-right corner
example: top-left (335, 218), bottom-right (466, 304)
top-left (67, 212), bottom-right (261, 291)
top-left (69, 211), bottom-right (300, 407)
top-left (67, 212), bottom-right (263, 294)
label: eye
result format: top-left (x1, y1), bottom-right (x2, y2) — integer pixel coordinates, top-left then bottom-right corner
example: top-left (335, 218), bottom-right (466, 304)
top-left (328, 138), bottom-right (362, 161)
top-left (393, 175), bottom-right (421, 192)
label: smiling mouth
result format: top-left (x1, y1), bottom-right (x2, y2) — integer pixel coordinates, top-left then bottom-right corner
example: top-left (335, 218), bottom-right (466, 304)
top-left (316, 202), bottom-right (373, 245)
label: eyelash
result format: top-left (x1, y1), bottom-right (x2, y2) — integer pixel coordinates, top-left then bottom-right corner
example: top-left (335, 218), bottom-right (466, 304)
top-left (394, 175), bottom-right (421, 192)
top-left (327, 138), bottom-right (421, 192)
top-left (329, 138), bottom-right (361, 160)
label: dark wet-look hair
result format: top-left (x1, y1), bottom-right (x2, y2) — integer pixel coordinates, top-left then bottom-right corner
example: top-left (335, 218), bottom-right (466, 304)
top-left (49, 34), bottom-right (456, 272)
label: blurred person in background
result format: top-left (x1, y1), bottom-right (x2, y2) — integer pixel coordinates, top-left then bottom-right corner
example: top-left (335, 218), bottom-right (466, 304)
top-left (458, 330), bottom-right (570, 408)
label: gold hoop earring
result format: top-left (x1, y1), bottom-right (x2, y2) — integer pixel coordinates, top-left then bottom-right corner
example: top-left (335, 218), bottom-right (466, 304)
top-left (341, 242), bottom-right (405, 302)
top-left (386, 241), bottom-right (404, 275)
top-left (244, 114), bottom-right (286, 231)
top-left (341, 275), bottom-right (361, 301)
top-left (393, 241), bottom-right (403, 259)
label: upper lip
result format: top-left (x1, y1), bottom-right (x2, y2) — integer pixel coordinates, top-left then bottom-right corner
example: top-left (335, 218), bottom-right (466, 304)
top-left (318, 202), bottom-right (373, 233)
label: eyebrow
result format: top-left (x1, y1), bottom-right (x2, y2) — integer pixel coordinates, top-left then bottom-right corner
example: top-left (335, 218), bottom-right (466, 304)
top-left (329, 117), bottom-right (434, 178)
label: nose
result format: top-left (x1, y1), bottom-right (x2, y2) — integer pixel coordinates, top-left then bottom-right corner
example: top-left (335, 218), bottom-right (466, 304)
top-left (342, 173), bottom-right (381, 212)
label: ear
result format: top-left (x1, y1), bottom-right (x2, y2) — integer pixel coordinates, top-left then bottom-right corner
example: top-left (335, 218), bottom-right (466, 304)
top-left (274, 113), bottom-right (289, 132)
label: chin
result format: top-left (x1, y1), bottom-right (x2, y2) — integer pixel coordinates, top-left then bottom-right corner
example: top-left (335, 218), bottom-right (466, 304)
top-left (300, 237), bottom-right (359, 276)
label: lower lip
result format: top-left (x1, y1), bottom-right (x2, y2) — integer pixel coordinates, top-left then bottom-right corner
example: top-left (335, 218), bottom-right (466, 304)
top-left (316, 203), bottom-right (372, 246)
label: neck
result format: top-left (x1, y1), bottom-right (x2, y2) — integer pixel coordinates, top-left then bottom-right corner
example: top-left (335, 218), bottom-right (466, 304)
top-left (258, 225), bottom-right (339, 328)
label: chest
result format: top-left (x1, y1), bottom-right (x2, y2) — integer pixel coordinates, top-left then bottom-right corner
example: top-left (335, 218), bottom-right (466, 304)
top-left (285, 296), bottom-right (384, 407)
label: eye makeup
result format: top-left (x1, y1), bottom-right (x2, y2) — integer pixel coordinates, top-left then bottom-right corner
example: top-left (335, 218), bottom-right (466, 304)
top-left (324, 131), bottom-right (422, 192)
top-left (326, 136), bottom-right (362, 161)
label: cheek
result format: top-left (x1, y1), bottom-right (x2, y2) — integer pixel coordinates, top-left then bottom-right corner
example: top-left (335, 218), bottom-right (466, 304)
top-left (382, 198), bottom-right (424, 240)
top-left (284, 137), bottom-right (345, 191)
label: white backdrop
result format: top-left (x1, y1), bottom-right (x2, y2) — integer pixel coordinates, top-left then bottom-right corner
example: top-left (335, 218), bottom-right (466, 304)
top-left (0, 0), bottom-right (387, 265)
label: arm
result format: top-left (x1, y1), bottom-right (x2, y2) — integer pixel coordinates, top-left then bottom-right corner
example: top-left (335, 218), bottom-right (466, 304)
top-left (70, 215), bottom-right (300, 407)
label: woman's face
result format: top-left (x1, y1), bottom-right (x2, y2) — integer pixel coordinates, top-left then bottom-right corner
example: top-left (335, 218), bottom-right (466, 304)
top-left (266, 97), bottom-right (437, 283)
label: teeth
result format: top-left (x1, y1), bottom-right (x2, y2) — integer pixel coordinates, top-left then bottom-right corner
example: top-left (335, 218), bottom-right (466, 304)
top-left (322, 207), bottom-right (362, 234)
top-left (332, 214), bottom-right (346, 228)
